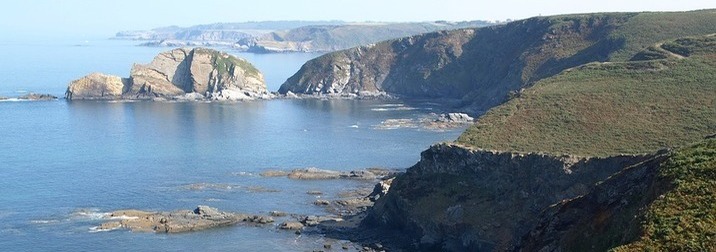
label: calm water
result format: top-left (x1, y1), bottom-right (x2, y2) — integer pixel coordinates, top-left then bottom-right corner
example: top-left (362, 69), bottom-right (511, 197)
top-left (0, 39), bottom-right (463, 251)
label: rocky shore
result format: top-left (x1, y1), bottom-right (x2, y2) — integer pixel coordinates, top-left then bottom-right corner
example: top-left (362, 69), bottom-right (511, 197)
top-left (95, 206), bottom-right (266, 233)
top-left (0, 93), bottom-right (58, 101)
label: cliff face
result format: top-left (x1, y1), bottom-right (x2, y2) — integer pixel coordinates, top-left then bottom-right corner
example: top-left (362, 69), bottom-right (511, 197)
top-left (66, 48), bottom-right (269, 101)
top-left (518, 152), bottom-right (670, 251)
top-left (280, 10), bottom-right (716, 112)
top-left (238, 21), bottom-right (493, 53)
top-left (364, 143), bottom-right (654, 251)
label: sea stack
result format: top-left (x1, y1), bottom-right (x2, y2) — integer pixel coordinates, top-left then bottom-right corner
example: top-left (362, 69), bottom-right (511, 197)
top-left (66, 48), bottom-right (271, 101)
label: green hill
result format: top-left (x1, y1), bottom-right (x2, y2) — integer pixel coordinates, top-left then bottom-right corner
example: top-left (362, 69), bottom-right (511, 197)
top-left (280, 10), bottom-right (716, 114)
top-left (458, 35), bottom-right (716, 156)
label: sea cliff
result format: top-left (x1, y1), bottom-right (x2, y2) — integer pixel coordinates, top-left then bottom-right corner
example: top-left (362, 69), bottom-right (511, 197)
top-left (66, 48), bottom-right (271, 101)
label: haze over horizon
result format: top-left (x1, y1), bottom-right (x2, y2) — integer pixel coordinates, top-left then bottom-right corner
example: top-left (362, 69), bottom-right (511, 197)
top-left (0, 0), bottom-right (713, 39)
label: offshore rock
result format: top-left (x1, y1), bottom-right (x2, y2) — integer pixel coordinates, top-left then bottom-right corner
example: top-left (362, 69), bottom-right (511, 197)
top-left (66, 48), bottom-right (270, 101)
top-left (65, 73), bottom-right (128, 100)
top-left (97, 206), bottom-right (249, 233)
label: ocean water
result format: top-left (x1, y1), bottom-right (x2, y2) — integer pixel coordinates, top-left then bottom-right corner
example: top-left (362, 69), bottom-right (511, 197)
top-left (0, 39), bottom-right (464, 251)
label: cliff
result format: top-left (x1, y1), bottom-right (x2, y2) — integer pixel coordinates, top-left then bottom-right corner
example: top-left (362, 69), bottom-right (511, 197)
top-left (237, 21), bottom-right (493, 53)
top-left (116, 21), bottom-right (494, 53)
top-left (279, 10), bottom-right (716, 112)
top-left (364, 144), bottom-right (655, 250)
top-left (357, 28), bottom-right (716, 251)
top-left (66, 48), bottom-right (270, 101)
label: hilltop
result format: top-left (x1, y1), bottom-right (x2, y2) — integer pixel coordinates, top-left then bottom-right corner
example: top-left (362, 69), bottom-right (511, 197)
top-left (280, 10), bottom-right (716, 113)
top-left (116, 20), bottom-right (495, 53)
top-left (458, 35), bottom-right (716, 156)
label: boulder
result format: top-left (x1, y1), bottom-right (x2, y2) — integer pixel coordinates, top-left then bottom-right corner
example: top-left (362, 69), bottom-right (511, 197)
top-left (279, 221), bottom-right (304, 230)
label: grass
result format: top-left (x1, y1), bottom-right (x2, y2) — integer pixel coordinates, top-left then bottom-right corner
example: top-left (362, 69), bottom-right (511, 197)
top-left (194, 48), bottom-right (261, 78)
top-left (457, 35), bottom-right (716, 157)
top-left (611, 138), bottom-right (716, 251)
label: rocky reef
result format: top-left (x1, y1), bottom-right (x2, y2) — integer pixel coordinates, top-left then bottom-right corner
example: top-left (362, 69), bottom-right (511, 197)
top-left (66, 48), bottom-right (271, 101)
top-left (362, 143), bottom-right (655, 251)
top-left (96, 205), bottom-right (272, 233)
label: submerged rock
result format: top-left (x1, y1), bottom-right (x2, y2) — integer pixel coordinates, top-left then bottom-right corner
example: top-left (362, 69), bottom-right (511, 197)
top-left (17, 93), bottom-right (58, 101)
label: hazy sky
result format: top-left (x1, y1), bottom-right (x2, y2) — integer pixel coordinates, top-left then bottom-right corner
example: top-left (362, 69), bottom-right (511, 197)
top-left (1, 0), bottom-right (713, 38)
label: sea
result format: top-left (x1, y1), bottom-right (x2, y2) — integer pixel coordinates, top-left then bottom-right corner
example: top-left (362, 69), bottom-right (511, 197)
top-left (0, 38), bottom-right (464, 251)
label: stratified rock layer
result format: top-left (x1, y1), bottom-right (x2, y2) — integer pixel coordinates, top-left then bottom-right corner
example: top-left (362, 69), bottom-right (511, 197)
top-left (364, 143), bottom-right (654, 251)
top-left (66, 48), bottom-right (269, 101)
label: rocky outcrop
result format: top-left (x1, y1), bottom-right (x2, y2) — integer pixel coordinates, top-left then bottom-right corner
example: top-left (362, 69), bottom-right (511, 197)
top-left (518, 152), bottom-right (670, 251)
top-left (280, 10), bottom-right (716, 112)
top-left (97, 206), bottom-right (252, 233)
top-left (363, 143), bottom-right (654, 251)
top-left (65, 73), bottom-right (128, 100)
top-left (66, 48), bottom-right (270, 101)
top-left (260, 167), bottom-right (397, 180)
top-left (17, 93), bottom-right (58, 100)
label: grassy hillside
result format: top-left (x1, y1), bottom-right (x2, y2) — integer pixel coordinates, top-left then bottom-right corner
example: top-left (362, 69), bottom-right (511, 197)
top-left (281, 10), bottom-right (716, 113)
top-left (612, 138), bottom-right (716, 251)
top-left (458, 35), bottom-right (716, 156)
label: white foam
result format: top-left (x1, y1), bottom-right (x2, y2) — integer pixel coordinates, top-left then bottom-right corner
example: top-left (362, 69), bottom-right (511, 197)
top-left (370, 107), bottom-right (416, 112)
top-left (30, 219), bottom-right (60, 224)
top-left (88, 225), bottom-right (121, 233)
top-left (372, 103), bottom-right (404, 107)
top-left (108, 215), bottom-right (139, 220)
top-left (71, 209), bottom-right (110, 220)
top-left (349, 124), bottom-right (359, 128)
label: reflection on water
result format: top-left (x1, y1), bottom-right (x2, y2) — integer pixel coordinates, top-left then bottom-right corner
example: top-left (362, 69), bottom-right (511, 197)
top-left (0, 99), bottom-right (463, 251)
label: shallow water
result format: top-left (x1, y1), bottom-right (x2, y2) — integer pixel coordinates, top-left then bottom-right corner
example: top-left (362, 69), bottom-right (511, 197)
top-left (0, 39), bottom-right (463, 251)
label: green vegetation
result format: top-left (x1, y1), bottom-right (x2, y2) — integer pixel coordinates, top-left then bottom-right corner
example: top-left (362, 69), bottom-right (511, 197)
top-left (612, 138), bottom-right (716, 251)
top-left (608, 10), bottom-right (716, 61)
top-left (457, 35), bottom-right (716, 156)
top-left (197, 48), bottom-right (261, 78)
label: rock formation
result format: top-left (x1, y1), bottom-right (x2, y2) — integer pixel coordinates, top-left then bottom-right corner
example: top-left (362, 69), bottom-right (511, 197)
top-left (363, 143), bottom-right (655, 251)
top-left (279, 10), bottom-right (716, 112)
top-left (66, 48), bottom-right (270, 101)
top-left (96, 205), bottom-right (277, 233)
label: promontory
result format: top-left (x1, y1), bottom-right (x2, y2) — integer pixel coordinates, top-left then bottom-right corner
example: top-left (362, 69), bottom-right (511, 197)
top-left (65, 47), bottom-right (271, 101)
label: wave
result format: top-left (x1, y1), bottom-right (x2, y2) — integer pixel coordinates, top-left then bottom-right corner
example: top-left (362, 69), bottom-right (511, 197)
top-left (71, 208), bottom-right (110, 220)
top-left (371, 103), bottom-right (405, 107)
top-left (370, 107), bottom-right (417, 112)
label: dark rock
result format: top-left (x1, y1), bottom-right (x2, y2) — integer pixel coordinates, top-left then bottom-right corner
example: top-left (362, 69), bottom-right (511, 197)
top-left (17, 93), bottom-right (58, 100)
top-left (279, 221), bottom-right (304, 230)
top-left (364, 143), bottom-right (655, 250)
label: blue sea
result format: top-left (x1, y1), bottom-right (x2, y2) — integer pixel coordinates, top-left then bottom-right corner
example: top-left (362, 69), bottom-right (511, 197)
top-left (0, 39), bottom-right (464, 251)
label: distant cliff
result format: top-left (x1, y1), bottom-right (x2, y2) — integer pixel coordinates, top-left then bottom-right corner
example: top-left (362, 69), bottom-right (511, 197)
top-left (237, 21), bottom-right (494, 53)
top-left (117, 21), bottom-right (495, 53)
top-left (66, 48), bottom-right (270, 101)
top-left (279, 10), bottom-right (716, 113)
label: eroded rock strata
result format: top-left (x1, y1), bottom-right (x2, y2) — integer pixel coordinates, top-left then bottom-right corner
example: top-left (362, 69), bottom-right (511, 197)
top-left (66, 48), bottom-right (270, 101)
top-left (363, 143), bottom-right (655, 251)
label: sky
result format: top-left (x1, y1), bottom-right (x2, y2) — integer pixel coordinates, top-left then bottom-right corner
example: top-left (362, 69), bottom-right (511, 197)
top-left (0, 0), bottom-right (713, 38)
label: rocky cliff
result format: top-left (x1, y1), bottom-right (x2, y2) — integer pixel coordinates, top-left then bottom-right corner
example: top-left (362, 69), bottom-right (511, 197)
top-left (363, 144), bottom-right (655, 250)
top-left (279, 10), bottom-right (716, 112)
top-left (66, 48), bottom-right (270, 101)
top-left (237, 21), bottom-right (494, 53)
